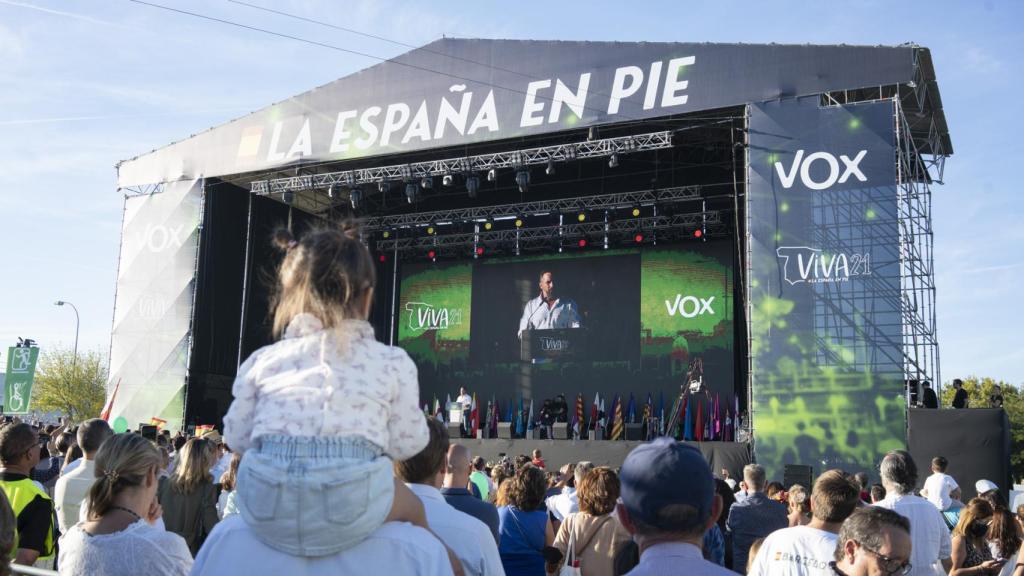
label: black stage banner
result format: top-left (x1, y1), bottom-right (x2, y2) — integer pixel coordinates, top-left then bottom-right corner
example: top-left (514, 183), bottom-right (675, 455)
top-left (747, 98), bottom-right (903, 481)
top-left (119, 40), bottom-right (916, 187)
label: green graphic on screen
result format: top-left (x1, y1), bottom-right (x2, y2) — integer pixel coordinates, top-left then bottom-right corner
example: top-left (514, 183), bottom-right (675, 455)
top-left (397, 262), bottom-right (472, 366)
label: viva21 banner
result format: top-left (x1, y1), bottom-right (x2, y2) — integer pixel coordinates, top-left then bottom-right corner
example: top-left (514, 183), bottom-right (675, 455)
top-left (747, 98), bottom-right (904, 481)
top-left (4, 346), bottom-right (40, 415)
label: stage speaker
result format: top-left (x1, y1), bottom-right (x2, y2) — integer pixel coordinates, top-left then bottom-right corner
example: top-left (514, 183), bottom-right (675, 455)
top-left (552, 422), bottom-right (569, 440)
top-left (625, 423), bottom-right (643, 441)
top-left (446, 422), bottom-right (462, 439)
top-left (784, 464), bottom-right (813, 489)
top-left (497, 423), bottom-right (513, 440)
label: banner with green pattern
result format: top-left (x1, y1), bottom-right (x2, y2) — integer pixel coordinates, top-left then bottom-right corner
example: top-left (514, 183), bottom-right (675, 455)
top-left (748, 99), bottom-right (904, 480)
top-left (4, 346), bottom-right (40, 415)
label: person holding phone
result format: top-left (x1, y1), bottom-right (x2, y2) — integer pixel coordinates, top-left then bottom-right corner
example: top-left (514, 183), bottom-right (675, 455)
top-left (950, 498), bottom-right (1005, 575)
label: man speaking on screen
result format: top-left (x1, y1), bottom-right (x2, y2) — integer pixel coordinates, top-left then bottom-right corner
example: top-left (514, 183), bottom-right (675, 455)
top-left (518, 271), bottom-right (582, 338)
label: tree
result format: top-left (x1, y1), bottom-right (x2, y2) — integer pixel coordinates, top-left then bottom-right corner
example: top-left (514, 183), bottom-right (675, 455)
top-left (32, 347), bottom-right (107, 423)
top-left (941, 376), bottom-right (1024, 483)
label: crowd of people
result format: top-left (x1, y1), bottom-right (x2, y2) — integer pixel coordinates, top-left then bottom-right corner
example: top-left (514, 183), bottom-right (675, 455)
top-left (0, 223), bottom-right (1017, 575)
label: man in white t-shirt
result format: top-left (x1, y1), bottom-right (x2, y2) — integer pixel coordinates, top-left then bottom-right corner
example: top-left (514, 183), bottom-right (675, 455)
top-left (748, 469), bottom-right (862, 576)
top-left (920, 456), bottom-right (958, 511)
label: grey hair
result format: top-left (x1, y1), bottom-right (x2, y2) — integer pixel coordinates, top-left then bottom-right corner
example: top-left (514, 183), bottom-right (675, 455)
top-left (575, 461), bottom-right (594, 486)
top-left (833, 507), bottom-right (910, 562)
top-left (879, 450), bottom-right (918, 495)
top-left (743, 464), bottom-right (766, 491)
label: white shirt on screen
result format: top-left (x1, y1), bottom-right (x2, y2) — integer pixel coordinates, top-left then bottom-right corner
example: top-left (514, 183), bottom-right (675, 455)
top-left (518, 295), bottom-right (581, 337)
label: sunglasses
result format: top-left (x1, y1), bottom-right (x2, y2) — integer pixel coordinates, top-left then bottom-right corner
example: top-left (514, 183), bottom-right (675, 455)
top-left (861, 545), bottom-right (912, 576)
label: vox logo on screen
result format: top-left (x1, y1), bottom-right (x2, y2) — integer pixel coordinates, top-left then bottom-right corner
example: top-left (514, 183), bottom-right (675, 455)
top-left (776, 247), bottom-right (871, 285)
top-left (774, 149), bottom-right (867, 190)
top-left (664, 295), bottom-right (715, 318)
top-left (404, 302), bottom-right (463, 332)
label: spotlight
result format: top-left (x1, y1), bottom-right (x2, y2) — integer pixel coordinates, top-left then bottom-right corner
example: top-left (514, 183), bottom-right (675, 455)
top-left (588, 126), bottom-right (598, 141)
top-left (515, 169), bottom-right (530, 194)
top-left (420, 176), bottom-right (433, 189)
top-left (694, 229), bottom-right (703, 239)
top-left (426, 226), bottom-right (435, 235)
top-left (545, 158), bottom-right (556, 176)
top-left (382, 230), bottom-right (391, 239)
top-left (282, 190), bottom-right (295, 205)
top-left (327, 183), bottom-right (340, 199)
top-left (378, 181), bottom-right (390, 195)
top-left (349, 187), bottom-right (362, 210)
top-left (466, 175), bottom-right (480, 198)
top-left (634, 233), bottom-right (644, 243)
top-left (475, 247), bottom-right (485, 256)
top-left (378, 254), bottom-right (387, 263)
top-left (608, 152), bottom-right (619, 168)
top-left (405, 183), bottom-right (417, 204)
top-left (514, 218), bottom-right (523, 228)
top-left (442, 174), bottom-right (454, 187)
top-left (577, 212), bottom-right (586, 223)
top-left (578, 238), bottom-right (588, 248)
top-left (631, 206), bottom-right (641, 217)
top-left (483, 221), bottom-right (493, 231)
top-left (427, 249), bottom-right (436, 260)
top-left (487, 168), bottom-right (497, 182)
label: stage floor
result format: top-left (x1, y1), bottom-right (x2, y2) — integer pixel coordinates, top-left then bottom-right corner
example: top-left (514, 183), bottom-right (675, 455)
top-left (451, 438), bottom-right (751, 477)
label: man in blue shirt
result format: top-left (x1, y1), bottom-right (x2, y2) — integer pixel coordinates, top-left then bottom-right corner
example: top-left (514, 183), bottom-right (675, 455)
top-left (725, 464), bottom-right (788, 573)
top-left (442, 444), bottom-right (499, 545)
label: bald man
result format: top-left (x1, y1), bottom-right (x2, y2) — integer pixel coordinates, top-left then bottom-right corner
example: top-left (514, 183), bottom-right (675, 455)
top-left (442, 445), bottom-right (499, 544)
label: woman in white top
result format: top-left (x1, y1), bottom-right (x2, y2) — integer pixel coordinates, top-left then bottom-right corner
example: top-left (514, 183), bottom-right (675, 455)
top-left (58, 433), bottom-right (192, 576)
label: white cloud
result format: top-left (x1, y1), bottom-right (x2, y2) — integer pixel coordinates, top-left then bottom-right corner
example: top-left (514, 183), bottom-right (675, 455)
top-left (960, 46), bottom-right (1006, 76)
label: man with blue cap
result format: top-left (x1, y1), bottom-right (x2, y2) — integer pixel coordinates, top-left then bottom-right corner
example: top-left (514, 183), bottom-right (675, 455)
top-left (615, 437), bottom-right (733, 575)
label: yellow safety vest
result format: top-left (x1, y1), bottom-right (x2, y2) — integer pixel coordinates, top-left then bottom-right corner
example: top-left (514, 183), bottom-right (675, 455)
top-left (1, 476), bottom-right (55, 560)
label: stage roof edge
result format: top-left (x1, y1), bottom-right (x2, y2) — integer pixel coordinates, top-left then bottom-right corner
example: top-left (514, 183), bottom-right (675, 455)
top-left (117, 39), bottom-right (951, 189)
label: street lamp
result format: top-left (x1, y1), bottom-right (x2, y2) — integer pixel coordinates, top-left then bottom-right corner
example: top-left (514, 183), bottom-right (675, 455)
top-left (54, 300), bottom-right (79, 369)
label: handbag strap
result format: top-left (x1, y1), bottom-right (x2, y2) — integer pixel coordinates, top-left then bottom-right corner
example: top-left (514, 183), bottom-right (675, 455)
top-left (508, 507), bottom-right (543, 553)
top-left (562, 517), bottom-right (577, 568)
top-left (573, 515), bottom-right (614, 561)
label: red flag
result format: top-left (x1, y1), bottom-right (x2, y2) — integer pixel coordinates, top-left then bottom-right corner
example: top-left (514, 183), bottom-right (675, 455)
top-left (149, 417), bottom-right (167, 430)
top-left (695, 399), bottom-right (704, 442)
top-left (470, 394), bottom-right (479, 438)
top-left (100, 378), bottom-right (121, 421)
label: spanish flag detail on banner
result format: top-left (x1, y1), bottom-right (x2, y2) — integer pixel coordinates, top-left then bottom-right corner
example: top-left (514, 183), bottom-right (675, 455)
top-left (195, 424), bottom-right (215, 437)
top-left (149, 417), bottom-right (167, 430)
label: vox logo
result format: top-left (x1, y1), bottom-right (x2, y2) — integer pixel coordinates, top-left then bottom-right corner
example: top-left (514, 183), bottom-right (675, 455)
top-left (774, 149), bottom-right (867, 190)
top-left (664, 295), bottom-right (715, 318)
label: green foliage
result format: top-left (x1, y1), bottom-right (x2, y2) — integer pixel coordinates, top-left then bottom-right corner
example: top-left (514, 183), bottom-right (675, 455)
top-left (941, 376), bottom-right (1024, 482)
top-left (33, 347), bottom-right (107, 423)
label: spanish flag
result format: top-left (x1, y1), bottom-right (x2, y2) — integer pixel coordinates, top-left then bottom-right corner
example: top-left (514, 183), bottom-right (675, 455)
top-left (149, 417), bottom-right (167, 430)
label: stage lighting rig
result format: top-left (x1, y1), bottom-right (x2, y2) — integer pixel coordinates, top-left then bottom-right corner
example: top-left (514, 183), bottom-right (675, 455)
top-left (405, 182), bottom-right (417, 204)
top-left (327, 183), bottom-right (340, 199)
top-left (545, 158), bottom-right (556, 176)
top-left (442, 174), bottom-right (454, 187)
top-left (515, 169), bottom-right (530, 194)
top-left (420, 176), bottom-right (433, 189)
top-left (282, 190), bottom-right (295, 205)
top-left (378, 181), bottom-right (390, 195)
top-left (487, 168), bottom-right (498, 182)
top-left (350, 187), bottom-right (362, 210)
top-left (608, 152), bottom-right (620, 168)
top-left (466, 174), bottom-right (480, 198)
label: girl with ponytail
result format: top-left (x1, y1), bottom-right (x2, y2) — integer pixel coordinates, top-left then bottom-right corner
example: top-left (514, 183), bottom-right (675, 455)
top-left (58, 433), bottom-right (192, 575)
top-left (219, 222), bottom-right (453, 565)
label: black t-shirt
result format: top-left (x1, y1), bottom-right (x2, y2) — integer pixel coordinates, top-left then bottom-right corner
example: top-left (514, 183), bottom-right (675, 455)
top-left (990, 394), bottom-right (1004, 408)
top-left (952, 388), bottom-right (968, 408)
top-left (1, 472), bottom-right (54, 554)
top-left (922, 388), bottom-right (938, 409)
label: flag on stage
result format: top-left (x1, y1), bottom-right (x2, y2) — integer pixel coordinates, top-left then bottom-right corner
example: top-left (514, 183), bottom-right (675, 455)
top-left (606, 396), bottom-right (618, 440)
top-left (100, 378), bottom-right (121, 421)
top-left (713, 393), bottom-right (721, 440)
top-left (527, 399), bottom-right (535, 431)
top-left (471, 394), bottom-right (479, 438)
top-left (642, 393), bottom-right (652, 440)
top-left (598, 397), bottom-right (606, 436)
top-left (506, 398), bottom-right (513, 423)
top-left (590, 393), bottom-right (599, 432)
top-left (446, 393), bottom-right (451, 409)
top-left (626, 393), bottom-right (636, 424)
top-left (695, 399), bottom-right (704, 442)
top-left (432, 396), bottom-right (441, 420)
top-left (658, 390), bottom-right (665, 437)
top-left (611, 395), bottom-right (625, 440)
top-left (682, 395), bottom-right (692, 440)
top-left (574, 394), bottom-right (584, 439)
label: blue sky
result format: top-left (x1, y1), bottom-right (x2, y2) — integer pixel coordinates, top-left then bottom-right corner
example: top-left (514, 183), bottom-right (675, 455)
top-left (0, 0), bottom-right (1021, 386)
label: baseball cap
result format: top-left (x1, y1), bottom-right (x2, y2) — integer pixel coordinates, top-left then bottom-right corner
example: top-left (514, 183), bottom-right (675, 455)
top-left (619, 438), bottom-right (715, 532)
top-left (976, 479), bottom-right (998, 494)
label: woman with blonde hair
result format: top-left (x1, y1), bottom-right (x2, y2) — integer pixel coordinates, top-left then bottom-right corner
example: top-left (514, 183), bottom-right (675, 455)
top-left (157, 437), bottom-right (219, 555)
top-left (550, 467), bottom-right (632, 576)
top-left (950, 498), bottom-right (1004, 575)
top-left (216, 453), bottom-right (242, 519)
top-left (58, 433), bottom-right (192, 575)
top-left (786, 484), bottom-right (811, 527)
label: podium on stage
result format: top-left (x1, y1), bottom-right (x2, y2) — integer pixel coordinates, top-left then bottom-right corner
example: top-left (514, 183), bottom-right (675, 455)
top-left (519, 328), bottom-right (588, 362)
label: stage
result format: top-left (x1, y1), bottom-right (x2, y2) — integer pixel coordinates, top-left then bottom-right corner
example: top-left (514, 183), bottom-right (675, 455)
top-left (452, 438), bottom-right (751, 477)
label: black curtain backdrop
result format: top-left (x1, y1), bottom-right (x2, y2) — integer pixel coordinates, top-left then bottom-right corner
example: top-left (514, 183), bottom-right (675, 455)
top-left (907, 408), bottom-right (1012, 502)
